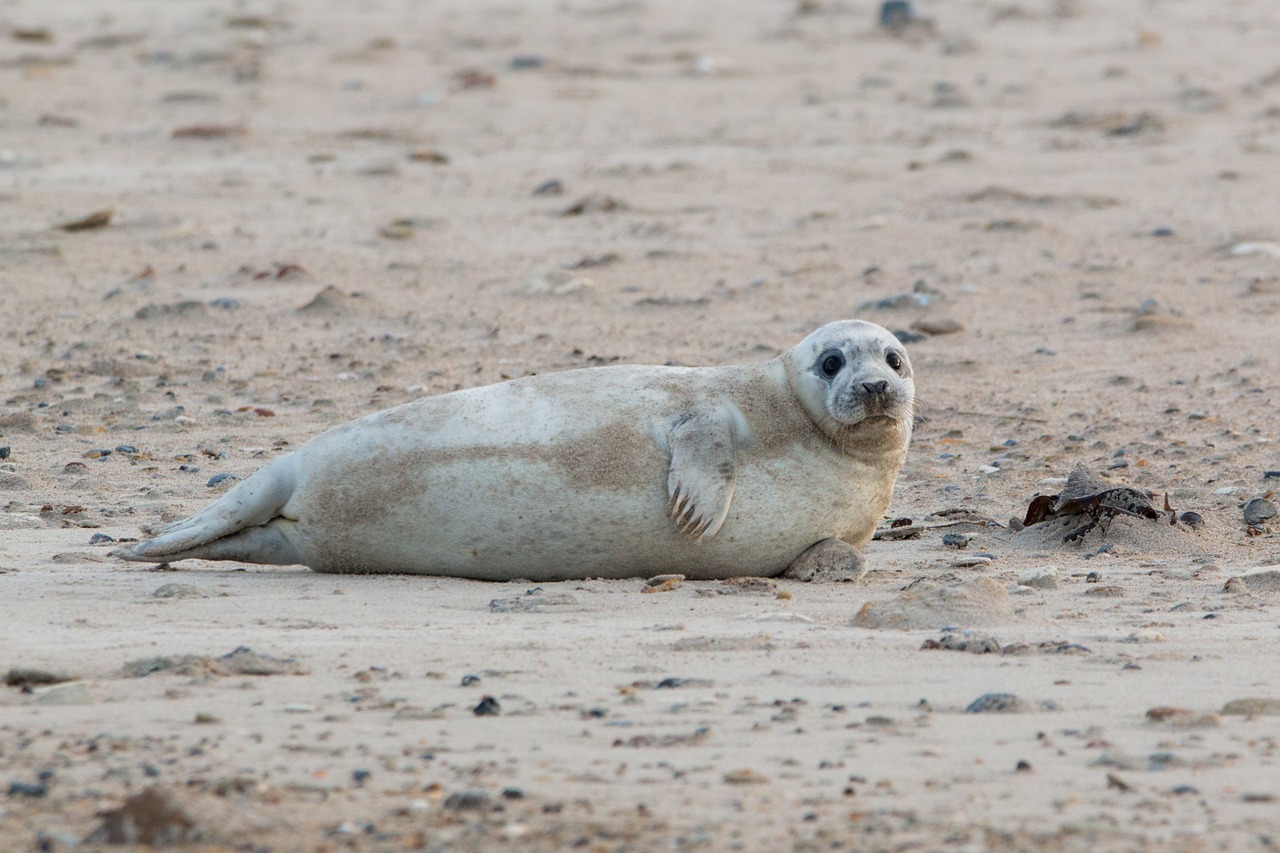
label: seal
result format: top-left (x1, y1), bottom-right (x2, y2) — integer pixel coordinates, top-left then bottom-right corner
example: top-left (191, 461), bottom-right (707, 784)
top-left (116, 320), bottom-right (915, 581)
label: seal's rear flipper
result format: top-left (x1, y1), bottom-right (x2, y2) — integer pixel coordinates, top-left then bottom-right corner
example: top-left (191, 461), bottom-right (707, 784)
top-left (782, 538), bottom-right (867, 582)
top-left (114, 456), bottom-right (298, 564)
top-left (117, 522), bottom-right (303, 566)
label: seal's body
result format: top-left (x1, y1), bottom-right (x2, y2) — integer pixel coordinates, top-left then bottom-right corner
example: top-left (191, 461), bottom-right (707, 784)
top-left (118, 321), bottom-right (915, 580)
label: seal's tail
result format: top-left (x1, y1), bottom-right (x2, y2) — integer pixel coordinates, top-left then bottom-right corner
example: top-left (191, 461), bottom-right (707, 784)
top-left (115, 456), bottom-right (299, 564)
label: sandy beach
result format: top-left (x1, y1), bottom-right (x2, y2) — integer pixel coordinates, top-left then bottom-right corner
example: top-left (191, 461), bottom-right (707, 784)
top-left (2, 0), bottom-right (1279, 848)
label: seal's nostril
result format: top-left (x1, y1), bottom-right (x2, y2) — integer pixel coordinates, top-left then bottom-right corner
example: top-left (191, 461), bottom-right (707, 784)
top-left (863, 380), bottom-right (889, 395)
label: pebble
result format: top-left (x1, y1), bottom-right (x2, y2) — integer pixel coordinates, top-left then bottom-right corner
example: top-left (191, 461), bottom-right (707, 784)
top-left (1213, 486), bottom-right (1237, 495)
top-left (952, 556), bottom-right (992, 568)
top-left (878, 0), bottom-right (914, 28)
top-left (460, 674), bottom-right (481, 686)
top-left (115, 445), bottom-right (139, 454)
top-left (206, 472), bottom-right (241, 488)
top-left (921, 631), bottom-right (1001, 654)
top-left (284, 704), bottom-right (315, 713)
top-left (1177, 511), bottom-right (1203, 530)
top-left (1264, 471), bottom-right (1280, 481)
top-left (942, 533), bottom-right (971, 549)
top-left (0, 446), bottom-right (9, 459)
top-left (1222, 577), bottom-right (1249, 594)
top-left (1018, 567), bottom-right (1060, 590)
top-left (154, 583), bottom-right (202, 599)
top-left (1085, 585), bottom-right (1125, 598)
top-left (89, 533), bottom-right (115, 545)
top-left (1243, 498), bottom-right (1276, 526)
top-left (473, 695), bottom-right (501, 716)
top-left (489, 590), bottom-right (581, 613)
top-left (533, 178), bottom-right (563, 197)
top-left (965, 693), bottom-right (1029, 713)
top-left (443, 790), bottom-right (492, 812)
top-left (8, 781), bottom-right (47, 797)
top-left (911, 318), bottom-right (964, 336)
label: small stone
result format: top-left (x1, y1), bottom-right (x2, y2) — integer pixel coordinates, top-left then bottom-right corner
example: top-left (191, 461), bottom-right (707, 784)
top-left (1177, 511), bottom-right (1203, 530)
top-left (532, 178), bottom-right (563, 197)
top-left (8, 781), bottom-right (47, 797)
top-left (1221, 698), bottom-right (1280, 716)
top-left (115, 445), bottom-right (139, 454)
top-left (352, 769), bottom-right (372, 786)
top-left (284, 704), bottom-right (315, 713)
top-left (442, 790), bottom-right (492, 812)
top-left (878, 0), bottom-right (914, 28)
top-left (460, 674), bottom-right (481, 686)
top-left (942, 533), bottom-right (971, 549)
top-left (1018, 567), bottom-right (1060, 590)
top-left (501, 786), bottom-right (525, 799)
top-left (154, 583), bottom-right (202, 599)
top-left (89, 533), bottom-right (115, 545)
top-left (1085, 571), bottom-right (1102, 583)
top-left (952, 555), bottom-right (992, 568)
top-left (722, 769), bottom-right (770, 785)
top-left (0, 446), bottom-right (9, 459)
top-left (206, 472), bottom-right (241, 488)
top-left (82, 448), bottom-right (112, 459)
top-left (193, 712), bottom-right (220, 724)
top-left (1015, 760), bottom-right (1032, 773)
top-left (473, 696), bottom-right (501, 716)
top-left (966, 693), bottom-right (1028, 713)
top-left (1243, 498), bottom-right (1277, 526)
top-left (1085, 585), bottom-right (1125, 598)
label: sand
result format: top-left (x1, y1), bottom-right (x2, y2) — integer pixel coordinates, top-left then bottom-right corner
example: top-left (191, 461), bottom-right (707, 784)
top-left (2, 0), bottom-right (1279, 848)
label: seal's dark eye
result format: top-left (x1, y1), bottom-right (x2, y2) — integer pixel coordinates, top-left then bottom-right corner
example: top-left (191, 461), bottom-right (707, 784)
top-left (886, 351), bottom-right (903, 371)
top-left (819, 351), bottom-right (845, 379)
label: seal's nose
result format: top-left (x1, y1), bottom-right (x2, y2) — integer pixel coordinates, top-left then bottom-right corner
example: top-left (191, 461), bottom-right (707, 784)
top-left (862, 380), bottom-right (889, 395)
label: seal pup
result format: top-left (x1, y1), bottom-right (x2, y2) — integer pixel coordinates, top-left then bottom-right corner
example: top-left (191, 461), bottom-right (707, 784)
top-left (117, 320), bottom-right (915, 581)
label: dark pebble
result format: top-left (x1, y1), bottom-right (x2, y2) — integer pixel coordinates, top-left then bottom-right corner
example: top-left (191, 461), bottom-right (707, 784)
top-left (1178, 511), bottom-right (1203, 529)
top-left (942, 533), bottom-right (969, 549)
top-left (965, 693), bottom-right (1027, 713)
top-left (1151, 227), bottom-right (1175, 237)
top-left (1171, 784), bottom-right (1199, 795)
top-left (115, 445), bottom-right (139, 454)
top-left (1015, 760), bottom-right (1032, 772)
top-left (178, 464), bottom-right (201, 474)
top-left (1243, 498), bottom-right (1276, 526)
top-left (0, 446), bottom-right (9, 459)
top-left (208, 297), bottom-right (240, 309)
top-left (510, 55), bottom-right (545, 70)
top-left (473, 696), bottom-right (501, 716)
top-left (532, 178), bottom-right (563, 197)
top-left (352, 769), bottom-right (371, 786)
top-left (443, 790), bottom-right (492, 812)
top-left (501, 787), bottom-right (525, 800)
top-left (206, 472), bottom-right (241, 488)
top-left (1263, 471), bottom-right (1280, 480)
top-left (89, 533), bottom-right (115, 545)
top-left (460, 674), bottom-right (481, 686)
top-left (55, 424), bottom-right (75, 433)
top-left (8, 781), bottom-right (47, 798)
top-left (879, 0), bottom-right (914, 28)
top-left (1086, 571), bottom-right (1102, 583)
top-left (892, 329), bottom-right (927, 344)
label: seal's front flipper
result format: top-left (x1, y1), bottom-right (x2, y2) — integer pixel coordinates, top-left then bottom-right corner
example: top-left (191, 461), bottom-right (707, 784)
top-left (663, 405), bottom-right (749, 541)
top-left (783, 538), bottom-right (867, 582)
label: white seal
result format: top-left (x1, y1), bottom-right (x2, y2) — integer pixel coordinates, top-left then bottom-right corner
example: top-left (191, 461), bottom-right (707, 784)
top-left (117, 320), bottom-right (915, 581)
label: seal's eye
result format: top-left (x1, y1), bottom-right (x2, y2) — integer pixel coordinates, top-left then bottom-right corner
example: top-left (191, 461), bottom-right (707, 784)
top-left (819, 351), bottom-right (845, 379)
top-left (886, 351), bottom-right (903, 371)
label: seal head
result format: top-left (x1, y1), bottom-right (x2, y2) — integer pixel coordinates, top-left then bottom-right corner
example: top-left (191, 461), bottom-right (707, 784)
top-left (784, 320), bottom-right (916, 453)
